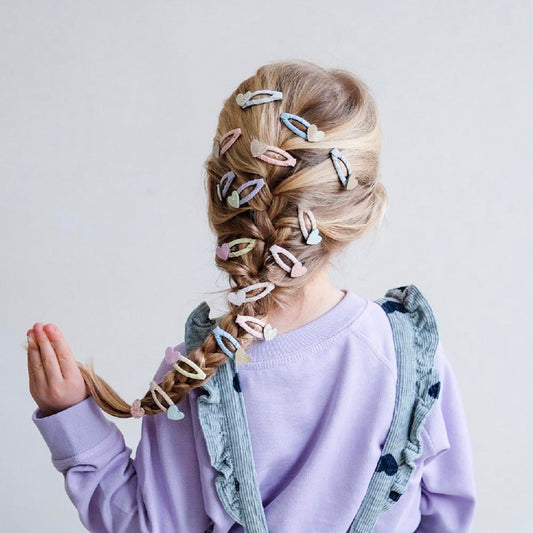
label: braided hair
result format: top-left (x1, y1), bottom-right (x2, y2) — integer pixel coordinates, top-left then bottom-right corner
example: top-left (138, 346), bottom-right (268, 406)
top-left (77, 59), bottom-right (387, 418)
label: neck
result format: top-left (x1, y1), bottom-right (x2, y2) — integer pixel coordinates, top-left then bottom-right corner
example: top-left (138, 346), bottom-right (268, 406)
top-left (265, 267), bottom-right (346, 335)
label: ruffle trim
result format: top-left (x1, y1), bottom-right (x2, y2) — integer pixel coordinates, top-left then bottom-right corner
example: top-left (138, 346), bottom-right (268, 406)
top-left (183, 301), bottom-right (243, 524)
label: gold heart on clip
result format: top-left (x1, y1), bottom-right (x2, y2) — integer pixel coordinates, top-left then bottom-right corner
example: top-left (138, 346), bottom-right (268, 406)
top-left (307, 124), bottom-right (325, 142)
top-left (251, 139), bottom-right (268, 157)
top-left (227, 190), bottom-right (240, 208)
top-left (236, 91), bottom-right (252, 107)
top-left (235, 347), bottom-right (252, 364)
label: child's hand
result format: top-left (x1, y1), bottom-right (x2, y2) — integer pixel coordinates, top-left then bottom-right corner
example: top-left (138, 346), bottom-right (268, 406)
top-left (27, 323), bottom-right (90, 417)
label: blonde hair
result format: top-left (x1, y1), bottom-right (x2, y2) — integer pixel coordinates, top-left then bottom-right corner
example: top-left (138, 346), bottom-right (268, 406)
top-left (66, 59), bottom-right (387, 418)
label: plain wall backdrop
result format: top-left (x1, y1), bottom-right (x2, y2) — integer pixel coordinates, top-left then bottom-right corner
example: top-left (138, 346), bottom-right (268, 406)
top-left (2, 1), bottom-right (532, 531)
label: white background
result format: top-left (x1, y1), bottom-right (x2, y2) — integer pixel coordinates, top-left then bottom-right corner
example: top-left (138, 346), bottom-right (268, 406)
top-left (2, 1), bottom-right (531, 531)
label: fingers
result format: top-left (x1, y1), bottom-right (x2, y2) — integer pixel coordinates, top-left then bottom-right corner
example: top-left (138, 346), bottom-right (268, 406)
top-left (32, 322), bottom-right (64, 388)
top-left (43, 323), bottom-right (81, 381)
top-left (26, 328), bottom-right (47, 391)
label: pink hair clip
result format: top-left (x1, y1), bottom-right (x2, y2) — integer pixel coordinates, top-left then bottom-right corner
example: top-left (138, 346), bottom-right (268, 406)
top-left (165, 346), bottom-right (206, 380)
top-left (235, 314), bottom-right (278, 341)
top-left (130, 399), bottom-right (145, 418)
top-left (250, 139), bottom-right (296, 167)
top-left (298, 206), bottom-right (322, 245)
top-left (213, 128), bottom-right (242, 157)
top-left (149, 380), bottom-right (185, 420)
top-left (269, 244), bottom-right (307, 277)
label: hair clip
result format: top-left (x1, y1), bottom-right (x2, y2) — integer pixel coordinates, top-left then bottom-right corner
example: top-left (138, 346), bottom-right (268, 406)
top-left (298, 206), bottom-right (322, 245)
top-left (330, 148), bottom-right (358, 190)
top-left (149, 380), bottom-right (185, 420)
top-left (212, 325), bottom-right (252, 364)
top-left (269, 244), bottom-right (307, 277)
top-left (236, 89), bottom-right (283, 109)
top-left (164, 346), bottom-right (206, 380)
top-left (235, 315), bottom-right (278, 341)
top-left (213, 128), bottom-right (242, 157)
top-left (250, 139), bottom-right (296, 167)
top-left (280, 112), bottom-right (325, 142)
top-left (216, 238), bottom-right (256, 261)
top-left (130, 399), bottom-right (145, 418)
top-left (217, 170), bottom-right (236, 201)
top-left (227, 281), bottom-right (275, 306)
top-left (226, 178), bottom-right (266, 208)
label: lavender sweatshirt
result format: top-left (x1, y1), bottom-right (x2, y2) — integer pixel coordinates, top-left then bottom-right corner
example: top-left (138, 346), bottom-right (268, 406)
top-left (32, 289), bottom-right (477, 532)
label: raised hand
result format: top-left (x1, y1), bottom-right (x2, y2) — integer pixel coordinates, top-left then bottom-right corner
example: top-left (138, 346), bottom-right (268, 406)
top-left (26, 323), bottom-right (90, 417)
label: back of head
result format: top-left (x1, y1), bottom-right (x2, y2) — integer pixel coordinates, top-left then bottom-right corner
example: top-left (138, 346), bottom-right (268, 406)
top-left (79, 59), bottom-right (387, 418)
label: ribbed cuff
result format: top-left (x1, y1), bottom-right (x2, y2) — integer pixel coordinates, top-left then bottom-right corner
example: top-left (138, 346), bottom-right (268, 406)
top-left (32, 395), bottom-right (115, 461)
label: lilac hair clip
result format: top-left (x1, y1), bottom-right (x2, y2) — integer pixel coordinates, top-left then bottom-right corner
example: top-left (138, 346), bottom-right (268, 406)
top-left (269, 244), bottom-right (307, 277)
top-left (250, 139), bottom-right (296, 167)
top-left (280, 112), bottom-right (325, 142)
top-left (236, 89), bottom-right (283, 109)
top-left (226, 178), bottom-right (266, 208)
top-left (217, 170), bottom-right (236, 201)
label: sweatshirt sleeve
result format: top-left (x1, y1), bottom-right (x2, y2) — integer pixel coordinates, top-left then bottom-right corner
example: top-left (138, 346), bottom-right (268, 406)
top-left (31, 343), bottom-right (211, 533)
top-left (415, 340), bottom-right (478, 532)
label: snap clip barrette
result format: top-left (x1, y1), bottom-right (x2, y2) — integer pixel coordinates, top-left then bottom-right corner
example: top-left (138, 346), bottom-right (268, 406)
top-left (226, 178), bottom-right (266, 208)
top-left (216, 238), bottom-right (257, 261)
top-left (269, 244), bottom-right (307, 277)
top-left (297, 206), bottom-right (322, 245)
top-left (165, 347), bottom-right (207, 381)
top-left (227, 281), bottom-right (275, 306)
top-left (212, 325), bottom-right (252, 364)
top-left (217, 170), bottom-right (236, 201)
top-left (280, 112), bottom-right (325, 142)
top-left (235, 315), bottom-right (278, 341)
top-left (236, 89), bottom-right (283, 109)
top-left (213, 128), bottom-right (242, 157)
top-left (250, 139), bottom-right (296, 167)
top-left (149, 380), bottom-right (185, 420)
top-left (330, 148), bottom-right (358, 190)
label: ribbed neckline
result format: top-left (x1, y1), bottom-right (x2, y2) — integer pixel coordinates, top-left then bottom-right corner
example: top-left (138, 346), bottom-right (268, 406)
top-left (244, 289), bottom-right (369, 366)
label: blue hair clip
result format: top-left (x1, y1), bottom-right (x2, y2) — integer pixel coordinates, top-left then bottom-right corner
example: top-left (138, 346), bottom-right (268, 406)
top-left (280, 112), bottom-right (325, 142)
top-left (212, 325), bottom-right (252, 364)
top-left (236, 89), bottom-right (283, 109)
top-left (329, 148), bottom-right (358, 189)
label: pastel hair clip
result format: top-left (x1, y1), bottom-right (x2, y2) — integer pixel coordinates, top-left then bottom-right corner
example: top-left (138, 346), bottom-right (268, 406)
top-left (298, 206), bottom-right (322, 245)
top-left (226, 178), bottom-right (266, 208)
top-left (212, 325), bottom-right (252, 364)
top-left (216, 170), bottom-right (236, 201)
top-left (130, 399), bottom-right (145, 418)
top-left (213, 128), bottom-right (242, 157)
top-left (269, 244), bottom-right (307, 277)
top-left (227, 281), bottom-right (275, 306)
top-left (236, 89), bottom-right (283, 109)
top-left (165, 346), bottom-right (206, 380)
top-left (250, 139), bottom-right (296, 167)
top-left (149, 380), bottom-right (185, 420)
top-left (280, 112), bottom-right (325, 142)
top-left (216, 238), bottom-right (256, 260)
top-left (235, 315), bottom-right (278, 341)
top-left (330, 147), bottom-right (358, 190)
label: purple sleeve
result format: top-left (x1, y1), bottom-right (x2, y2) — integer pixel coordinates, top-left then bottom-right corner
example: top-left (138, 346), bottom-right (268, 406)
top-left (31, 347), bottom-right (210, 533)
top-left (415, 341), bottom-right (478, 532)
